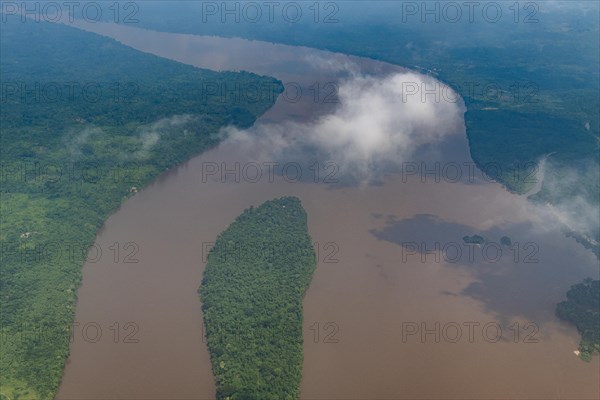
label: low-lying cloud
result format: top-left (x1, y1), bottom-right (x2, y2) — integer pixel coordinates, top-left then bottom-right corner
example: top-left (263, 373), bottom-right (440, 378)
top-left (134, 114), bottom-right (195, 159)
top-left (65, 114), bottom-right (198, 162)
top-left (531, 159), bottom-right (600, 250)
top-left (221, 70), bottom-right (464, 183)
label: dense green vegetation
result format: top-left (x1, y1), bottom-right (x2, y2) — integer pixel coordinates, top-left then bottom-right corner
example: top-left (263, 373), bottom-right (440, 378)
top-left (200, 197), bottom-right (316, 400)
top-left (462, 234), bottom-right (486, 245)
top-left (556, 279), bottom-right (600, 362)
top-left (500, 236), bottom-right (512, 247)
top-left (0, 20), bottom-right (282, 399)
top-left (130, 0), bottom-right (600, 247)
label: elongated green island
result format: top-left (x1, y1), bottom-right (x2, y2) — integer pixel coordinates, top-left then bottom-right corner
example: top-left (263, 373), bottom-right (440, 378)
top-left (200, 197), bottom-right (316, 400)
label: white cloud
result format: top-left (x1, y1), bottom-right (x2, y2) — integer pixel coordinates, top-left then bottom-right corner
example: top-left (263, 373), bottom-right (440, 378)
top-left (134, 114), bottom-right (195, 159)
top-left (221, 70), bottom-right (464, 183)
top-left (531, 159), bottom-right (600, 246)
top-left (66, 126), bottom-right (104, 159)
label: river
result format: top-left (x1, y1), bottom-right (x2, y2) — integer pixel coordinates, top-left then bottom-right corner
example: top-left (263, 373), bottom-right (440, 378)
top-left (56, 22), bottom-right (599, 400)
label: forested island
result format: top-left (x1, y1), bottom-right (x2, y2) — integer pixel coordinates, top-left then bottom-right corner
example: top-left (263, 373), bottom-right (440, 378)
top-left (556, 279), bottom-right (600, 362)
top-left (463, 235), bottom-right (486, 245)
top-left (0, 20), bottom-right (281, 399)
top-left (200, 197), bottom-right (316, 399)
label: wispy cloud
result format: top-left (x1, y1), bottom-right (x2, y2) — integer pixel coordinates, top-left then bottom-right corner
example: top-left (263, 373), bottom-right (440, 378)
top-left (221, 69), bottom-right (464, 183)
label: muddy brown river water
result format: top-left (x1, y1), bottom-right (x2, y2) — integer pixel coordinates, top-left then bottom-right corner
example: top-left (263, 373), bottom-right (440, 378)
top-left (56, 22), bottom-right (599, 400)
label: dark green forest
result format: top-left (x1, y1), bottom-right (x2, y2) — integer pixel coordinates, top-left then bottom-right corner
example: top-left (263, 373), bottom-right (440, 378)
top-left (0, 20), bottom-right (281, 399)
top-left (200, 197), bottom-right (316, 400)
top-left (462, 235), bottom-right (486, 245)
top-left (556, 279), bottom-right (600, 362)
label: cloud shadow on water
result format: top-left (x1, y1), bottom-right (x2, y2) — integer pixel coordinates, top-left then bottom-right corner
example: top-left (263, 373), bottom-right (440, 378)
top-left (371, 213), bottom-right (599, 329)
